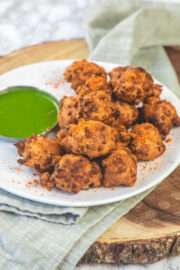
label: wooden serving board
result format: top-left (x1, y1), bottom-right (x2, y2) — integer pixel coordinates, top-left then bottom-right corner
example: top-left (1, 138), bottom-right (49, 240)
top-left (0, 39), bottom-right (180, 265)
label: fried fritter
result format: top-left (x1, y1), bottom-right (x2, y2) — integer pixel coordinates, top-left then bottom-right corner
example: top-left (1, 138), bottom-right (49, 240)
top-left (112, 125), bottom-right (131, 146)
top-left (109, 66), bottom-right (128, 87)
top-left (79, 90), bottom-right (115, 126)
top-left (141, 97), bottom-right (180, 135)
top-left (58, 96), bottom-right (80, 128)
top-left (14, 134), bottom-right (62, 173)
top-left (39, 172), bottom-right (55, 191)
top-left (57, 119), bottom-right (116, 159)
top-left (101, 144), bottom-right (137, 187)
top-left (110, 66), bottom-right (153, 104)
top-left (112, 101), bottom-right (139, 127)
top-left (151, 83), bottom-right (162, 97)
top-left (76, 74), bottom-right (109, 95)
top-left (40, 154), bottom-right (102, 194)
top-left (129, 123), bottom-right (165, 161)
top-left (64, 59), bottom-right (106, 90)
top-left (79, 90), bottom-right (138, 128)
top-left (143, 96), bottom-right (160, 105)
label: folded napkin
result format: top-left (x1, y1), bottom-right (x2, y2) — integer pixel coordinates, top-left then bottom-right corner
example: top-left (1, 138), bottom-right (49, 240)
top-left (0, 1), bottom-right (180, 269)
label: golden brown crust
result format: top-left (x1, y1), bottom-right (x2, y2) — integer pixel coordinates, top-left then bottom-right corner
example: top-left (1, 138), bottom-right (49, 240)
top-left (78, 90), bottom-right (138, 128)
top-left (40, 172), bottom-right (55, 191)
top-left (14, 134), bottom-right (62, 173)
top-left (15, 61), bottom-right (178, 194)
top-left (76, 74), bottom-right (109, 95)
top-left (40, 154), bottom-right (102, 194)
top-left (57, 119), bottom-right (116, 159)
top-left (101, 144), bottom-right (137, 187)
top-left (112, 101), bottom-right (139, 127)
top-left (109, 66), bottom-right (129, 87)
top-left (129, 123), bottom-right (165, 161)
top-left (64, 59), bottom-right (106, 90)
top-left (110, 66), bottom-right (153, 104)
top-left (141, 97), bottom-right (180, 135)
top-left (79, 90), bottom-right (115, 126)
top-left (151, 83), bottom-right (162, 97)
top-left (112, 125), bottom-right (131, 146)
top-left (58, 96), bottom-right (80, 128)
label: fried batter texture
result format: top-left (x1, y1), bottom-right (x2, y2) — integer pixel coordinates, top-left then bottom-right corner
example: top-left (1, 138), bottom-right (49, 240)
top-left (78, 90), bottom-right (138, 128)
top-left (15, 134), bottom-right (62, 173)
top-left (15, 60), bottom-right (180, 194)
top-left (109, 66), bottom-right (128, 86)
top-left (129, 123), bottom-right (165, 161)
top-left (58, 96), bottom-right (80, 128)
top-left (58, 119), bottom-right (116, 159)
top-left (76, 74), bottom-right (109, 95)
top-left (112, 125), bottom-right (131, 146)
top-left (113, 101), bottom-right (139, 127)
top-left (101, 144), bottom-right (137, 187)
top-left (141, 97), bottom-right (180, 136)
top-left (64, 59), bottom-right (106, 90)
top-left (40, 154), bottom-right (102, 193)
top-left (79, 90), bottom-right (114, 126)
top-left (151, 83), bottom-right (162, 97)
top-left (110, 66), bottom-right (153, 104)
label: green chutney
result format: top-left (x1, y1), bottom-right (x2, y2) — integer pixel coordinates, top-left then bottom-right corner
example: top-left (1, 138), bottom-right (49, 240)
top-left (0, 86), bottom-right (59, 138)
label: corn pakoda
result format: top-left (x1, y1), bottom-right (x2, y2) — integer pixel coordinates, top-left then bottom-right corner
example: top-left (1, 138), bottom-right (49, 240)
top-left (64, 59), bottom-right (106, 90)
top-left (129, 123), bottom-right (165, 161)
top-left (110, 66), bottom-right (153, 104)
top-left (40, 154), bottom-right (102, 193)
top-left (58, 96), bottom-right (80, 128)
top-left (76, 74), bottom-right (109, 95)
top-left (112, 125), bottom-right (131, 146)
top-left (151, 83), bottom-right (162, 97)
top-left (109, 66), bottom-right (128, 87)
top-left (57, 119), bottom-right (116, 159)
top-left (141, 97), bottom-right (180, 135)
top-left (101, 144), bottom-right (137, 187)
top-left (79, 90), bottom-right (114, 126)
top-left (113, 101), bottom-right (139, 127)
top-left (15, 134), bottom-right (62, 173)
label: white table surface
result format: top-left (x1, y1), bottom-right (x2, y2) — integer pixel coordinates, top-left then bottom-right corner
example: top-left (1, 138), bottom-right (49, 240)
top-left (0, 0), bottom-right (180, 269)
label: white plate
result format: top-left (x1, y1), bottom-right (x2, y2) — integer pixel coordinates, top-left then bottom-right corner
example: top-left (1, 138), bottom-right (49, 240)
top-left (0, 60), bottom-right (180, 207)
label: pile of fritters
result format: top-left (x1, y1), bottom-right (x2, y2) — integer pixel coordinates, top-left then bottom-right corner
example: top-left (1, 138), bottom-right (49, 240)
top-left (15, 60), bottom-right (180, 194)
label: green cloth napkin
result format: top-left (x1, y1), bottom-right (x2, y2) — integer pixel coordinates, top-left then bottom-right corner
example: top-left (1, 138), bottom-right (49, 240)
top-left (0, 0), bottom-right (180, 269)
top-left (85, 0), bottom-right (180, 96)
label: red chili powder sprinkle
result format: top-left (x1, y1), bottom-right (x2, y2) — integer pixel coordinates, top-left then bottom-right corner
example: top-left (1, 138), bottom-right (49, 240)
top-left (12, 165), bottom-right (23, 176)
top-left (44, 185), bottom-right (51, 191)
top-left (142, 165), bottom-right (147, 170)
top-left (33, 179), bottom-right (39, 184)
top-left (54, 78), bottom-right (65, 88)
top-left (45, 81), bottom-right (55, 87)
top-left (45, 78), bottom-right (65, 89)
top-left (25, 179), bottom-right (39, 189)
top-left (165, 138), bottom-right (172, 143)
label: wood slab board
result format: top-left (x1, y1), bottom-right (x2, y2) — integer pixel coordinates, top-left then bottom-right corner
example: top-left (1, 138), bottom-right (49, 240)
top-left (0, 39), bottom-right (180, 265)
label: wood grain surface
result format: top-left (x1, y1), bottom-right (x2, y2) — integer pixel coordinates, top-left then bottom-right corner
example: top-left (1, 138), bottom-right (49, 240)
top-left (0, 39), bottom-right (180, 265)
